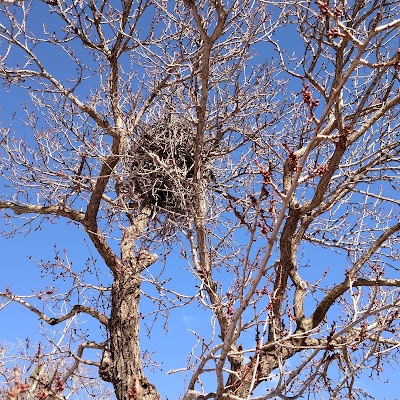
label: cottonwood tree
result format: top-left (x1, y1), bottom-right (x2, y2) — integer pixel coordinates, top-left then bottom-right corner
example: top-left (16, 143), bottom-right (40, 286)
top-left (0, 0), bottom-right (399, 399)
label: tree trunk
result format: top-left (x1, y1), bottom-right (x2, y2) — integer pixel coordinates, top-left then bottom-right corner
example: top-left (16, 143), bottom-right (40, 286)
top-left (110, 275), bottom-right (160, 400)
top-left (108, 209), bottom-right (160, 400)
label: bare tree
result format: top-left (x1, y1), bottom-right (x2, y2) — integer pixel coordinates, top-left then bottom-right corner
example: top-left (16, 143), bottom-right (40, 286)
top-left (0, 0), bottom-right (399, 399)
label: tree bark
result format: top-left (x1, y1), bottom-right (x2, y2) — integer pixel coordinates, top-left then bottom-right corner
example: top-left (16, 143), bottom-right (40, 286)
top-left (110, 275), bottom-right (160, 400)
top-left (107, 209), bottom-right (160, 400)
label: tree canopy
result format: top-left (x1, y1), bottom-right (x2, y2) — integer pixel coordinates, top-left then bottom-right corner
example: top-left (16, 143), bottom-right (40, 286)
top-left (0, 0), bottom-right (399, 399)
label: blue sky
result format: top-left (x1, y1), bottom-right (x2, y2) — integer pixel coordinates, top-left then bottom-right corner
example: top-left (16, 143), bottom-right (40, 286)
top-left (1, 1), bottom-right (400, 400)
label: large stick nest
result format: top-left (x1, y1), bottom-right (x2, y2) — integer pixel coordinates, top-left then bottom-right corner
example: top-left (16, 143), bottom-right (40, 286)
top-left (123, 114), bottom-right (197, 217)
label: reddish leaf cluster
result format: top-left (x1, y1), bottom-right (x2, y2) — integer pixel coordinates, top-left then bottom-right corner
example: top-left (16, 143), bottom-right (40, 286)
top-left (255, 159), bottom-right (272, 185)
top-left (301, 83), bottom-right (319, 112)
top-left (37, 288), bottom-right (56, 300)
top-left (316, 0), bottom-right (342, 18)
top-left (334, 125), bottom-right (353, 149)
top-left (226, 293), bottom-right (235, 316)
top-left (327, 28), bottom-right (345, 39)
top-left (255, 285), bottom-right (269, 298)
top-left (33, 375), bottom-right (64, 400)
top-left (283, 142), bottom-right (300, 172)
top-left (258, 223), bottom-right (269, 237)
top-left (315, 0), bottom-right (330, 16)
top-left (332, 5), bottom-right (343, 18)
top-left (54, 375), bottom-right (64, 393)
top-left (228, 200), bottom-right (250, 229)
top-left (6, 368), bottom-right (30, 400)
top-left (5, 285), bottom-right (12, 296)
top-left (312, 163), bottom-right (329, 177)
top-left (36, 388), bottom-right (52, 400)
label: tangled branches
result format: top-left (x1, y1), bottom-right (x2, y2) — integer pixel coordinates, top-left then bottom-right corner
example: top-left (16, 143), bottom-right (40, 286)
top-left (123, 114), bottom-right (196, 219)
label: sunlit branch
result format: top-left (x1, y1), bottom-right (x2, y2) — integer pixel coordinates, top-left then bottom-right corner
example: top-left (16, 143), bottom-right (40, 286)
top-left (309, 221), bottom-right (400, 328)
top-left (0, 292), bottom-right (109, 328)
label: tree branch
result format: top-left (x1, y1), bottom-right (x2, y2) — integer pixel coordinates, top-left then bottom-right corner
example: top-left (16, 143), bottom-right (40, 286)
top-left (0, 292), bottom-right (109, 328)
top-left (0, 201), bottom-right (85, 223)
top-left (308, 220), bottom-right (400, 329)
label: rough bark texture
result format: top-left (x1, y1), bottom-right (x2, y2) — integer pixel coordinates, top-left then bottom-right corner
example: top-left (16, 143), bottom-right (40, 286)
top-left (110, 276), bottom-right (160, 400)
top-left (108, 210), bottom-right (160, 400)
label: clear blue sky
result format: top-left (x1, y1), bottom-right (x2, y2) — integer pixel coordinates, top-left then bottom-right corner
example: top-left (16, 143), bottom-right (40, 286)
top-left (1, 2), bottom-right (399, 400)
